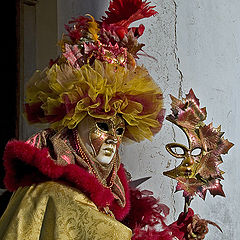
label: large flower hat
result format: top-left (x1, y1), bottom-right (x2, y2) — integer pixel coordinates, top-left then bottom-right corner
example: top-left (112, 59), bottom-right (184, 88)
top-left (25, 0), bottom-right (165, 142)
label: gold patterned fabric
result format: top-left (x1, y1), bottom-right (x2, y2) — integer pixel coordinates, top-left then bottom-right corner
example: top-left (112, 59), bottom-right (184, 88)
top-left (0, 181), bottom-right (132, 240)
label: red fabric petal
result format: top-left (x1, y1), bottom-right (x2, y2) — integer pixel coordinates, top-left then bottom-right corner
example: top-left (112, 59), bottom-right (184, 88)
top-left (25, 102), bottom-right (45, 123)
top-left (102, 0), bottom-right (158, 27)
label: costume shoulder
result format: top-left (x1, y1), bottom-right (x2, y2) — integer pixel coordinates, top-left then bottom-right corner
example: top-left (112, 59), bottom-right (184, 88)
top-left (25, 128), bottom-right (55, 148)
top-left (2, 129), bottom-right (131, 220)
top-left (0, 181), bottom-right (132, 240)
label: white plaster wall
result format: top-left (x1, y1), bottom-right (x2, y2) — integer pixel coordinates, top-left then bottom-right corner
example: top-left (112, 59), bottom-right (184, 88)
top-left (22, 0), bottom-right (239, 239)
top-left (175, 1), bottom-right (240, 239)
top-left (122, 0), bottom-right (240, 239)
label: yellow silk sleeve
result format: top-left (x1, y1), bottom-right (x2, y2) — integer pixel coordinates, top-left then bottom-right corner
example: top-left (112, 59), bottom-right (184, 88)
top-left (0, 181), bottom-right (132, 240)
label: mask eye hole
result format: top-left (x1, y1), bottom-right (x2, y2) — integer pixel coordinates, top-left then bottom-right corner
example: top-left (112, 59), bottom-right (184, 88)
top-left (116, 127), bottom-right (124, 135)
top-left (191, 148), bottom-right (202, 156)
top-left (171, 147), bottom-right (185, 155)
top-left (166, 143), bottom-right (187, 158)
top-left (96, 122), bottom-right (109, 132)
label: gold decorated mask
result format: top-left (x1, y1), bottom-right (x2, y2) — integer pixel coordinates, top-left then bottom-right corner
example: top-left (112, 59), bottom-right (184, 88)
top-left (163, 89), bottom-right (233, 200)
top-left (77, 115), bottom-right (125, 164)
top-left (165, 143), bottom-right (203, 179)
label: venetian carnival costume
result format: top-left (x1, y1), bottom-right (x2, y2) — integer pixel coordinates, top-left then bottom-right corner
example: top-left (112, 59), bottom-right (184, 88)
top-left (0, 1), bottom-right (233, 240)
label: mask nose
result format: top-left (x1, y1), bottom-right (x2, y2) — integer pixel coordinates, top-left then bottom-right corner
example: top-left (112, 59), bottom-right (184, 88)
top-left (179, 155), bottom-right (194, 177)
top-left (105, 127), bottom-right (118, 144)
top-left (105, 137), bottom-right (118, 144)
top-left (182, 153), bottom-right (194, 167)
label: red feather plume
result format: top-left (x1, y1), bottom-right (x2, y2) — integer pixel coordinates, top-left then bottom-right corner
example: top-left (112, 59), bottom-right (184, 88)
top-left (102, 0), bottom-right (158, 27)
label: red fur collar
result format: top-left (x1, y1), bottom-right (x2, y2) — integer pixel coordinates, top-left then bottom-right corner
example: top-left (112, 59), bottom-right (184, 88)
top-left (3, 140), bottom-right (130, 220)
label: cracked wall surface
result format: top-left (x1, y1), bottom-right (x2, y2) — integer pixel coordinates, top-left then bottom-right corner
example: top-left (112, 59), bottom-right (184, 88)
top-left (21, 0), bottom-right (240, 238)
top-left (174, 1), bottom-right (240, 239)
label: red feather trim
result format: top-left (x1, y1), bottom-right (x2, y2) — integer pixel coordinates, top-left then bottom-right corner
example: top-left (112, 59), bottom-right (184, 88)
top-left (132, 227), bottom-right (174, 240)
top-left (3, 140), bottom-right (130, 220)
top-left (130, 208), bottom-right (197, 240)
top-left (102, 0), bottom-right (158, 27)
top-left (123, 188), bottom-right (169, 230)
top-left (122, 188), bottom-right (198, 239)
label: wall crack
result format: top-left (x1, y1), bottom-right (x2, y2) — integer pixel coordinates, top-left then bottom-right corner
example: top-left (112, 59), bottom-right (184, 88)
top-left (172, 0), bottom-right (184, 99)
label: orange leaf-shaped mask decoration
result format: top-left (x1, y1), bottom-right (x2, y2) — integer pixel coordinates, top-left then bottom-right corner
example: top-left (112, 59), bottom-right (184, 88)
top-left (163, 89), bottom-right (234, 200)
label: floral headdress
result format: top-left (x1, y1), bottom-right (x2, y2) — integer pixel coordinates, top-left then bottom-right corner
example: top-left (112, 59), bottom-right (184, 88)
top-left (24, 0), bottom-right (164, 142)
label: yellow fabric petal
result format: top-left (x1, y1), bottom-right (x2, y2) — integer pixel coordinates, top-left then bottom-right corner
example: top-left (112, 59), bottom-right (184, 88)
top-left (86, 14), bottom-right (100, 41)
top-left (25, 60), bottom-right (164, 142)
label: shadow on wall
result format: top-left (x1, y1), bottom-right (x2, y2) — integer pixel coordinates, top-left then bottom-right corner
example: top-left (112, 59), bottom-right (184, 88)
top-left (59, 0), bottom-right (110, 21)
top-left (83, 0), bottom-right (110, 19)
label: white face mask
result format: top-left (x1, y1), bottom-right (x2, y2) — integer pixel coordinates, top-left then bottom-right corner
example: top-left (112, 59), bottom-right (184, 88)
top-left (95, 142), bottom-right (117, 164)
top-left (77, 115), bottom-right (125, 164)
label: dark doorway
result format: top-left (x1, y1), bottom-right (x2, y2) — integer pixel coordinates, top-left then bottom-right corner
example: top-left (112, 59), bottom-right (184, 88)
top-left (0, 1), bottom-right (19, 188)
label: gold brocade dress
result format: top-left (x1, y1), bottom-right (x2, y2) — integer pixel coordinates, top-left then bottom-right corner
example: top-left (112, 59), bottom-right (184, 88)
top-left (0, 181), bottom-right (132, 240)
